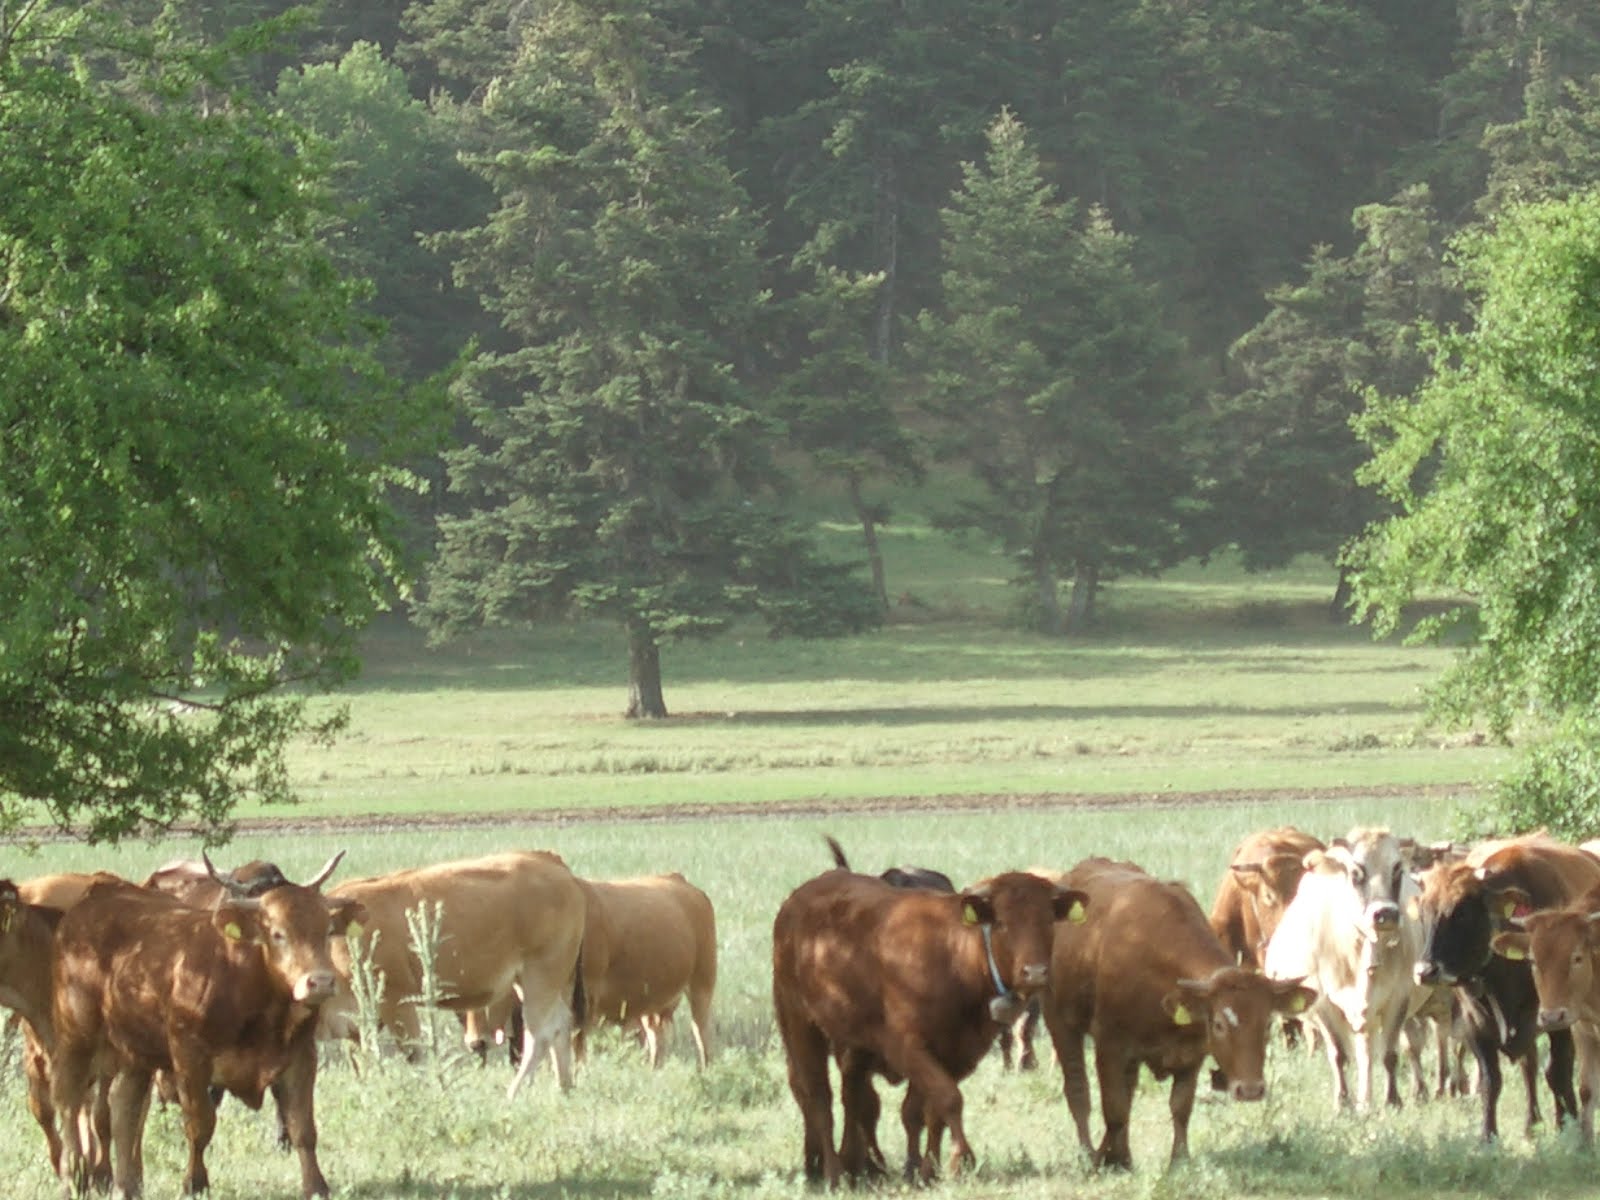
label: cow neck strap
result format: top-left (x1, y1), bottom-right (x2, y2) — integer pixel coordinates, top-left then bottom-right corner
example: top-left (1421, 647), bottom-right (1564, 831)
top-left (980, 923), bottom-right (1009, 1000)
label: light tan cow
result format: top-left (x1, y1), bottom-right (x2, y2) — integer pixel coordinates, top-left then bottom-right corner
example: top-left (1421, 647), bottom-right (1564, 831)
top-left (574, 873), bottom-right (717, 1068)
top-left (322, 850), bottom-right (586, 1098)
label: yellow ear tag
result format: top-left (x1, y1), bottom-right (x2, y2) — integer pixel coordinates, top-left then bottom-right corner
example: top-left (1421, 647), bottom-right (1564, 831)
top-left (1068, 900), bottom-right (1086, 925)
top-left (1501, 943), bottom-right (1526, 961)
top-left (1287, 994), bottom-right (1307, 1014)
top-left (1171, 1004), bottom-right (1193, 1027)
top-left (962, 904), bottom-right (979, 925)
top-left (346, 920), bottom-right (363, 938)
top-left (1503, 899), bottom-right (1517, 919)
top-left (0, 910), bottom-right (12, 934)
top-left (223, 922), bottom-right (243, 941)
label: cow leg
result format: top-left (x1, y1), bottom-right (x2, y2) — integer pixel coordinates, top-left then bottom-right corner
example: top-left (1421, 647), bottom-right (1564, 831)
top-left (779, 1017), bottom-right (838, 1185)
top-left (687, 982), bottom-right (713, 1070)
top-left (837, 1051), bottom-right (885, 1182)
top-left (22, 1028), bottom-right (62, 1175)
top-left (274, 1042), bottom-right (331, 1199)
top-left (1545, 1028), bottom-right (1579, 1127)
top-left (889, 1041), bottom-right (971, 1179)
top-left (108, 1067), bottom-right (152, 1200)
top-left (898, 1085), bottom-right (926, 1183)
top-left (1318, 1017), bottom-right (1351, 1111)
top-left (506, 986), bottom-right (577, 1099)
top-left (1518, 1048), bottom-right (1542, 1133)
top-left (50, 1041), bottom-right (97, 1198)
top-left (1570, 1022), bottom-right (1600, 1147)
top-left (170, 1064), bottom-right (217, 1196)
top-left (1464, 1029), bottom-right (1501, 1142)
top-left (641, 1015), bottom-right (663, 1068)
top-left (1043, 1012), bottom-right (1094, 1156)
top-left (1092, 1046), bottom-right (1138, 1170)
top-left (921, 1095), bottom-right (948, 1186)
top-left (1167, 1063), bottom-right (1201, 1166)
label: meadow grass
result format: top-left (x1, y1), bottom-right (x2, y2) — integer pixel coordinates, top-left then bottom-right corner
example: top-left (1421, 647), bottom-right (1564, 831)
top-left (1, 797), bottom-right (1594, 1199)
top-left (0, 535), bottom-right (1551, 1196)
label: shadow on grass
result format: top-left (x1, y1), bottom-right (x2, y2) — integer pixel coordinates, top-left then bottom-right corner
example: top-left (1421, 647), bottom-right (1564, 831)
top-left (662, 700), bottom-right (1410, 727)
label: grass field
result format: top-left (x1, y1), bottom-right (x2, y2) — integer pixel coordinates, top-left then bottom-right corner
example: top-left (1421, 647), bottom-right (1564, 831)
top-left (1, 531), bottom-right (1566, 1197)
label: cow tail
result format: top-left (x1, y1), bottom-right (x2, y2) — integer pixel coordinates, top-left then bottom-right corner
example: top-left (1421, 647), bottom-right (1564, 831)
top-left (824, 835), bottom-right (850, 871)
top-left (570, 942), bottom-right (587, 1029)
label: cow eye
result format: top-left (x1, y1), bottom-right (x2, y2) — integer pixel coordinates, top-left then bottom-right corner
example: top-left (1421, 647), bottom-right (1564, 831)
top-left (1349, 865), bottom-right (1366, 885)
top-left (271, 928), bottom-right (288, 945)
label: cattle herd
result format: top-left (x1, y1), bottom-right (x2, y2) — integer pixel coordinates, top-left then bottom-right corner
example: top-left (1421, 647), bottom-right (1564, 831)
top-left (6, 826), bottom-right (1600, 1196)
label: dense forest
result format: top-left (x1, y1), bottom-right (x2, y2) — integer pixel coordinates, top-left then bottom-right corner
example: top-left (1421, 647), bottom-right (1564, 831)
top-left (251, 0), bottom-right (1600, 647)
top-left (10, 0), bottom-right (1600, 835)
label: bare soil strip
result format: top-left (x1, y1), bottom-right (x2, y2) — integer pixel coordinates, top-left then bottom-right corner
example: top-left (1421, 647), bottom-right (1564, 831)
top-left (143, 782), bottom-right (1476, 840)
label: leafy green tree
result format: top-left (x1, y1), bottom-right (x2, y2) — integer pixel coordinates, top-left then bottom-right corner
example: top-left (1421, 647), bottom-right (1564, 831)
top-left (772, 265), bottom-right (922, 611)
top-left (1213, 185), bottom-right (1450, 611)
top-left (1479, 68), bottom-right (1600, 218)
top-left (911, 111), bottom-right (1197, 634)
top-left (422, 0), bottom-right (879, 718)
top-left (1350, 189), bottom-right (1600, 835)
top-left (0, 4), bottom-right (434, 841)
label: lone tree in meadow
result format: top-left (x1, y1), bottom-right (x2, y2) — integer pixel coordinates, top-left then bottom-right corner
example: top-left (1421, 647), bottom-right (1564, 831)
top-left (0, 5), bottom-right (436, 842)
top-left (422, 1), bottom-right (879, 718)
top-left (910, 111), bottom-right (1198, 634)
top-left (1350, 188), bottom-right (1600, 836)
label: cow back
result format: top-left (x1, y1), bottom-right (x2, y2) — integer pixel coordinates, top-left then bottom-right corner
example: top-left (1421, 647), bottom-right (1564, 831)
top-left (578, 874), bottom-right (716, 1023)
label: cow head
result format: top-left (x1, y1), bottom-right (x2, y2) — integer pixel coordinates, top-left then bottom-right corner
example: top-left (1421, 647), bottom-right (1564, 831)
top-left (1163, 967), bottom-right (1315, 1101)
top-left (1309, 828), bottom-right (1411, 943)
top-left (1229, 851), bottom-right (1311, 945)
top-left (1414, 861), bottom-right (1527, 986)
top-left (207, 851), bottom-right (365, 1005)
top-left (1492, 892), bottom-right (1600, 1031)
top-left (961, 873), bottom-right (1087, 1007)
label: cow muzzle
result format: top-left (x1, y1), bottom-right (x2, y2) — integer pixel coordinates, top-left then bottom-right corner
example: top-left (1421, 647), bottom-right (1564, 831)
top-left (1229, 1078), bottom-right (1266, 1103)
top-left (1414, 960), bottom-right (1448, 986)
top-left (294, 970), bottom-right (339, 1004)
top-left (1016, 962), bottom-right (1049, 990)
top-left (1367, 901), bottom-right (1400, 933)
top-left (1538, 1007), bottom-right (1575, 1032)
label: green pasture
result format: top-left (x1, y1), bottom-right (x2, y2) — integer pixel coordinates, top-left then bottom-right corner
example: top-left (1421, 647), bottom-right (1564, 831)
top-left (250, 544), bottom-right (1505, 827)
top-left (0, 539), bottom-right (1566, 1196)
top-left (2, 799), bottom-right (1595, 1199)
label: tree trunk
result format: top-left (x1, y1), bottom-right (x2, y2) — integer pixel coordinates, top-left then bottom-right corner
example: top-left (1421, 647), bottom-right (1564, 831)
top-left (847, 473), bottom-right (889, 612)
top-left (1065, 562), bottom-right (1099, 634)
top-left (1033, 555), bottom-right (1063, 636)
top-left (872, 153), bottom-right (899, 364)
top-left (1330, 564), bottom-right (1355, 622)
top-left (625, 624), bottom-right (667, 719)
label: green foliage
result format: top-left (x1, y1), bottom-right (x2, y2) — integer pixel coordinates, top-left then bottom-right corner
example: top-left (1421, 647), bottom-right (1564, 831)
top-left (0, 2), bottom-right (435, 840)
top-left (422, 0), bottom-right (878, 716)
top-left (1352, 188), bottom-right (1600, 833)
top-left (911, 112), bottom-right (1198, 634)
top-left (1213, 184), bottom-right (1451, 581)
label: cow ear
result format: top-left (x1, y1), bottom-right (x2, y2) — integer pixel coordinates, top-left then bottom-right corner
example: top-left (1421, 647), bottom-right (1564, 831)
top-left (1491, 886), bottom-right (1534, 922)
top-left (1273, 983), bottom-right (1318, 1015)
top-left (0, 880), bottom-right (18, 935)
top-left (214, 901), bottom-right (263, 944)
top-left (1491, 931), bottom-right (1531, 961)
top-left (328, 897), bottom-right (368, 938)
top-left (1052, 889), bottom-right (1089, 925)
top-left (1162, 987), bottom-right (1208, 1027)
top-left (959, 893), bottom-right (996, 926)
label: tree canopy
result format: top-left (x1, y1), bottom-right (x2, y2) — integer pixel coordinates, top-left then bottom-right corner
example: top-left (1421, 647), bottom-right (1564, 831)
top-left (0, 4), bottom-right (436, 841)
top-left (1350, 188), bottom-right (1600, 835)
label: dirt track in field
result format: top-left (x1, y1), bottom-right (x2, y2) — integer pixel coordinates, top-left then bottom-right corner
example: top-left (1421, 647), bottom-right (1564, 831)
top-left (190, 782), bottom-right (1474, 839)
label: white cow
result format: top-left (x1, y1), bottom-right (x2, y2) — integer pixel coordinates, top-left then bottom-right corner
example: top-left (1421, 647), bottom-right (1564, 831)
top-left (1265, 827), bottom-right (1433, 1110)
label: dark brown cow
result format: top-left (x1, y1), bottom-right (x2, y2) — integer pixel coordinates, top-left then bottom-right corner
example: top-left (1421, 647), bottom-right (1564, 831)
top-left (1209, 826), bottom-right (1324, 969)
top-left (1044, 858), bottom-right (1314, 1169)
top-left (772, 865), bottom-right (1087, 1185)
top-left (50, 852), bottom-right (362, 1199)
top-left (1413, 833), bottom-right (1600, 1140)
top-left (143, 858), bottom-right (290, 907)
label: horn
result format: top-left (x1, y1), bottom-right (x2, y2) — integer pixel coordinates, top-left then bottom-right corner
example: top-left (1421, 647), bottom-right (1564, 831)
top-left (303, 850), bottom-right (347, 891)
top-left (202, 851), bottom-right (255, 899)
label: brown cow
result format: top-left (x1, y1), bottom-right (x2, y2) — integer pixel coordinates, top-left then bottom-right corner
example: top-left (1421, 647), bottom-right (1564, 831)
top-left (1044, 858), bottom-right (1315, 1169)
top-left (50, 853), bottom-right (360, 1199)
top-left (772, 865), bottom-right (1087, 1185)
top-left (574, 873), bottom-right (717, 1067)
top-left (1492, 881), bottom-right (1600, 1143)
top-left (323, 849), bottom-right (586, 1097)
top-left (1209, 826), bottom-right (1324, 969)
